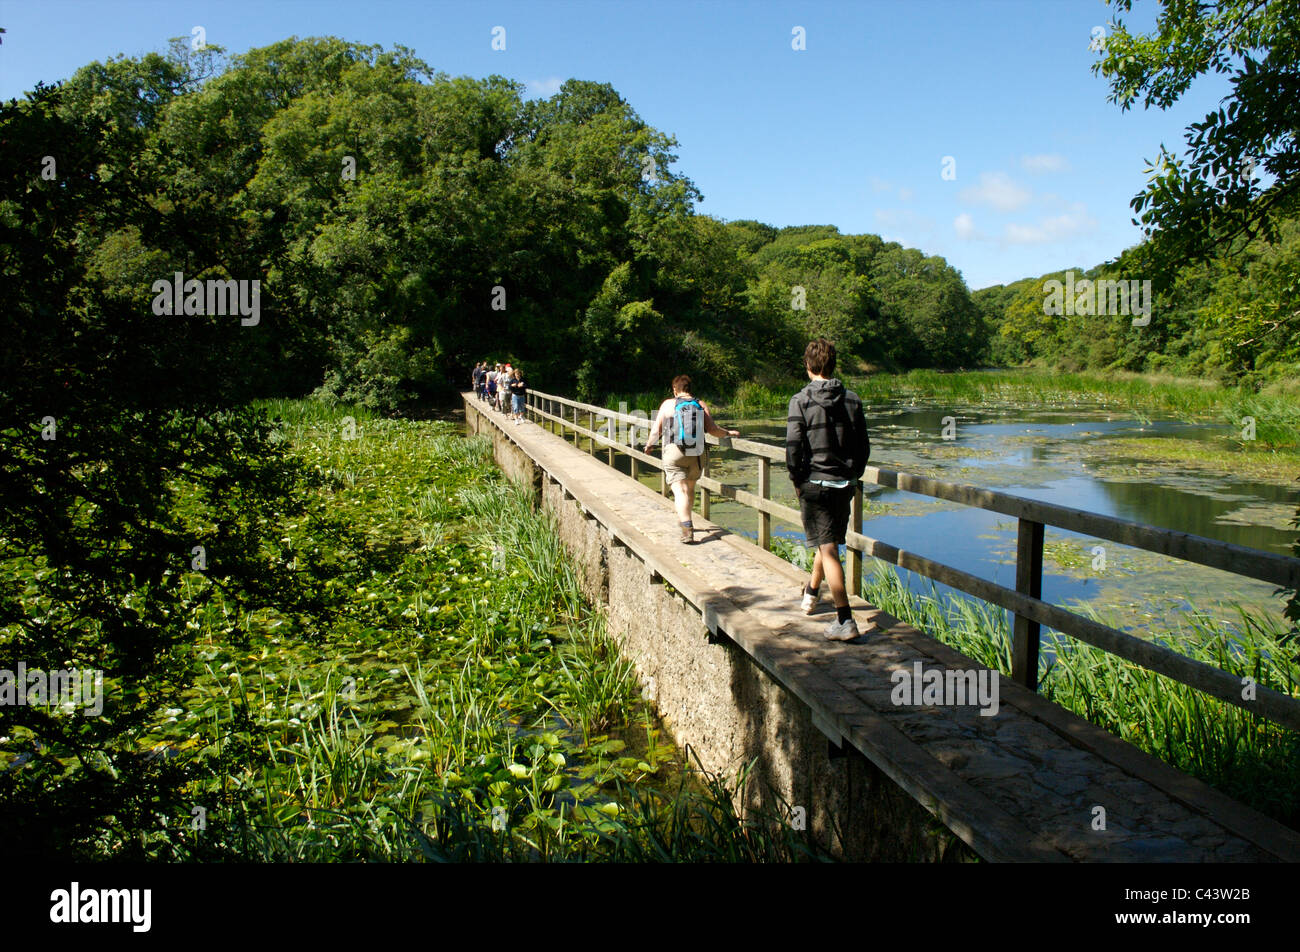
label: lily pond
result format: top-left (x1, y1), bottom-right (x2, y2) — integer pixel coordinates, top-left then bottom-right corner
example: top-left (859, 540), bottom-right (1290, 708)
top-left (671, 401), bottom-right (1298, 640)
top-left (1, 402), bottom-right (825, 861)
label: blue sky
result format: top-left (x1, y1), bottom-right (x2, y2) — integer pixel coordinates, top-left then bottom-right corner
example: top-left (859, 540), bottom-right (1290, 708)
top-left (0, 0), bottom-right (1234, 289)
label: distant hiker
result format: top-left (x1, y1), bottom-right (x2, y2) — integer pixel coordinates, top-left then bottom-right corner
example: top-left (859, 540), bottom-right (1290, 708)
top-left (786, 338), bottom-right (873, 641)
top-left (487, 366), bottom-right (499, 407)
top-left (493, 364), bottom-right (506, 413)
top-left (508, 368), bottom-right (528, 424)
top-left (644, 375), bottom-right (739, 544)
top-left (472, 362), bottom-right (486, 400)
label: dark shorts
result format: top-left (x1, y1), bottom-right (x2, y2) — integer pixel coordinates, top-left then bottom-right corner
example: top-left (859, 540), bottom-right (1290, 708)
top-left (798, 481), bottom-right (853, 547)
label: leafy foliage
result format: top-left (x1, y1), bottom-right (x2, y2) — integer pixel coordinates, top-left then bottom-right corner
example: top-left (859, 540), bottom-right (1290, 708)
top-left (0, 81), bottom-right (360, 857)
top-left (1092, 0), bottom-right (1300, 270)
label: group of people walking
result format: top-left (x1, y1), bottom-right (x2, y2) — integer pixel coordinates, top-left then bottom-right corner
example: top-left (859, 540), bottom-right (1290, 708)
top-left (641, 339), bottom-right (873, 642)
top-left (472, 362), bottom-right (529, 424)
top-left (467, 338), bottom-right (872, 642)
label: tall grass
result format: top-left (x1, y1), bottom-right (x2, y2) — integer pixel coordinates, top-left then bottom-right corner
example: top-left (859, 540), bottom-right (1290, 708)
top-left (839, 369), bottom-right (1300, 446)
top-left (205, 678), bottom-right (829, 862)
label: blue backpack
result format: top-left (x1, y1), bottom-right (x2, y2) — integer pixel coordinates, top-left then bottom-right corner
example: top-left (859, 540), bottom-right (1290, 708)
top-left (670, 397), bottom-right (705, 456)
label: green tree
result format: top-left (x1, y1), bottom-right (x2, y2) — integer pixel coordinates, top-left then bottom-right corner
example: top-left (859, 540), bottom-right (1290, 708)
top-left (1093, 0), bottom-right (1300, 271)
top-left (575, 263), bottom-right (664, 399)
top-left (0, 83), bottom-right (352, 858)
top-left (1094, 2), bottom-right (1300, 627)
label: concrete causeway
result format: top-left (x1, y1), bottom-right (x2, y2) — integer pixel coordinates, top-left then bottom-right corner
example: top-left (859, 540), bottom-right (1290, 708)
top-left (465, 394), bottom-right (1300, 862)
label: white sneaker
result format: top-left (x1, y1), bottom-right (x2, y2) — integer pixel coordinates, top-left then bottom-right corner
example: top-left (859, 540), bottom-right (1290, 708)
top-left (800, 590), bottom-right (820, 614)
top-left (824, 618), bottom-right (861, 642)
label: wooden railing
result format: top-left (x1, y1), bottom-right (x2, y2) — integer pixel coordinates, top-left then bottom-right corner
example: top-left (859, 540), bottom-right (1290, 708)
top-left (521, 389), bottom-right (1300, 732)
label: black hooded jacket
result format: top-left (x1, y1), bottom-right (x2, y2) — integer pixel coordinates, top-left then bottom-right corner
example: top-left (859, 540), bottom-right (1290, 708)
top-left (785, 378), bottom-right (870, 485)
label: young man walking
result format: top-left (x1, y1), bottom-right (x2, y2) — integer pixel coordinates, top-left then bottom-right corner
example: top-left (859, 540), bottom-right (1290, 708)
top-left (786, 339), bottom-right (873, 641)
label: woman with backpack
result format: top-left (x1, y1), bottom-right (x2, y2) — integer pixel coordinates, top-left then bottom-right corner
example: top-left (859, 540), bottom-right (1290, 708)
top-left (643, 375), bottom-right (739, 544)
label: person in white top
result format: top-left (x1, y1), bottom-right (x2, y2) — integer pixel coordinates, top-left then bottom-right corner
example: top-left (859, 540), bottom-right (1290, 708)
top-left (643, 374), bottom-right (739, 545)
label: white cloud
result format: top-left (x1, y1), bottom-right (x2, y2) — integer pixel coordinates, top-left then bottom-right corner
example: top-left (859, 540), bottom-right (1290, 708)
top-left (1001, 206), bottom-right (1096, 244)
top-left (875, 208), bottom-right (933, 229)
top-left (953, 212), bottom-right (978, 240)
top-left (1021, 153), bottom-right (1070, 174)
top-left (959, 172), bottom-right (1031, 212)
top-left (524, 77), bottom-right (564, 98)
top-left (871, 177), bottom-right (914, 202)
top-left (873, 209), bottom-right (935, 246)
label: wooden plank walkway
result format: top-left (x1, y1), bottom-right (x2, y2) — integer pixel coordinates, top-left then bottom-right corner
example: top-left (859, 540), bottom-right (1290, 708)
top-left (469, 396), bottom-right (1300, 862)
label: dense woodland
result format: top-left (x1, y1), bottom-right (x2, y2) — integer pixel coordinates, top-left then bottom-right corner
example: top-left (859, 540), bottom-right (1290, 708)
top-left (2, 38), bottom-right (998, 412)
top-left (976, 222), bottom-right (1300, 384)
top-left (2, 0), bottom-right (1298, 856)
top-left (7, 36), bottom-right (1296, 414)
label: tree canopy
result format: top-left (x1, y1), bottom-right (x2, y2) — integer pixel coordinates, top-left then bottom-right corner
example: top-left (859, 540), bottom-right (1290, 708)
top-left (1093, 0), bottom-right (1300, 271)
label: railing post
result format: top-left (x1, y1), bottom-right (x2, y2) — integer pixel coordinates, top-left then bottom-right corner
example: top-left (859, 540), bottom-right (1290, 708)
top-left (587, 411), bottom-right (595, 455)
top-left (606, 413), bottom-right (615, 467)
top-left (848, 482), bottom-right (863, 596)
top-left (1012, 518), bottom-right (1045, 691)
top-left (758, 457), bottom-right (770, 551)
top-left (700, 451), bottom-right (710, 520)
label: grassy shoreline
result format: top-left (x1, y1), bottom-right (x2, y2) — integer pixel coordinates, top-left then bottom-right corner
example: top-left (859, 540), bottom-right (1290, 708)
top-left (708, 368), bottom-right (1299, 437)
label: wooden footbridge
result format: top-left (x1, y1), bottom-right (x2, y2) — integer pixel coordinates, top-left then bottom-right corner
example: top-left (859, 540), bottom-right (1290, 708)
top-left (464, 389), bottom-right (1300, 862)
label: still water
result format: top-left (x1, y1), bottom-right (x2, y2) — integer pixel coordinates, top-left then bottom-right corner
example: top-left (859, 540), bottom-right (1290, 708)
top-left (625, 402), bottom-right (1297, 636)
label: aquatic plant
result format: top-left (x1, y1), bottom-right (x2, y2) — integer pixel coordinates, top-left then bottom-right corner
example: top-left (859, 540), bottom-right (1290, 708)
top-left (5, 401), bottom-right (828, 861)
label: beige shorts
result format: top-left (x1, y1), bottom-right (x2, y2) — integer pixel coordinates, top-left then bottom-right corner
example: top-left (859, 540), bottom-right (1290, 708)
top-left (662, 444), bottom-right (704, 485)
